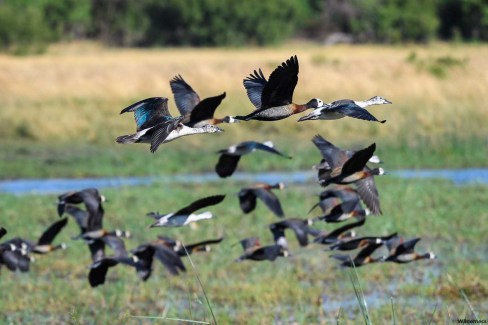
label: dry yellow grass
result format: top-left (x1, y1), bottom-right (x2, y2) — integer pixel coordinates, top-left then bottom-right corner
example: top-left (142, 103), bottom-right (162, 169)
top-left (0, 41), bottom-right (486, 144)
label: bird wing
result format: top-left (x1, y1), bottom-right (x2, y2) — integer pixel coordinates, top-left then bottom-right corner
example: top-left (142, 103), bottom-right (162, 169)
top-left (336, 104), bottom-right (386, 123)
top-left (37, 217), bottom-right (68, 246)
top-left (253, 142), bottom-right (292, 159)
top-left (326, 215), bottom-right (366, 239)
top-left (341, 143), bottom-right (376, 176)
top-left (238, 189), bottom-right (258, 214)
top-left (312, 135), bottom-right (348, 169)
top-left (243, 69), bottom-right (267, 110)
top-left (153, 244), bottom-right (186, 275)
top-left (355, 242), bottom-right (383, 260)
top-left (0, 227), bottom-right (6, 239)
top-left (215, 154), bottom-right (241, 178)
top-left (253, 188), bottom-right (285, 218)
top-left (188, 92), bottom-right (226, 126)
top-left (120, 97), bottom-right (174, 131)
top-left (170, 75), bottom-right (201, 115)
top-left (102, 235), bottom-right (128, 258)
top-left (180, 237), bottom-right (224, 256)
top-left (355, 167), bottom-right (382, 215)
top-left (149, 116), bottom-right (185, 153)
top-left (174, 195), bottom-right (226, 216)
top-left (394, 237), bottom-right (422, 256)
top-left (89, 239), bottom-right (105, 262)
top-left (261, 55), bottom-right (299, 108)
top-left (88, 257), bottom-right (119, 287)
top-left (78, 189), bottom-right (104, 231)
top-left (1, 250), bottom-right (31, 272)
top-left (64, 206), bottom-right (88, 233)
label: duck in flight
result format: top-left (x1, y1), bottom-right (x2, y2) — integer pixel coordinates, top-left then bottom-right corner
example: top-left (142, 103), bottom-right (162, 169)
top-left (235, 55), bottom-right (324, 121)
top-left (238, 182), bottom-right (285, 218)
top-left (148, 195), bottom-right (226, 227)
top-left (298, 96), bottom-right (391, 123)
top-left (215, 141), bottom-right (291, 178)
top-left (116, 96), bottom-right (223, 153)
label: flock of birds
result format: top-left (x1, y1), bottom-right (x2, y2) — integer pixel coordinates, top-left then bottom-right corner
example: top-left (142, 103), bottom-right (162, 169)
top-left (0, 55), bottom-right (435, 288)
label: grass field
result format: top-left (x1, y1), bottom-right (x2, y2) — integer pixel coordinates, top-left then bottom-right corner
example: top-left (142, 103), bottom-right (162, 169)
top-left (0, 42), bottom-right (487, 323)
top-left (0, 42), bottom-right (487, 179)
top-left (0, 177), bottom-right (487, 324)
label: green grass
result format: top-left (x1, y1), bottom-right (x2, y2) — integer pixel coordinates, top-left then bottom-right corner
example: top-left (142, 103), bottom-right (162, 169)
top-left (0, 178), bottom-right (487, 323)
top-left (1, 133), bottom-right (487, 179)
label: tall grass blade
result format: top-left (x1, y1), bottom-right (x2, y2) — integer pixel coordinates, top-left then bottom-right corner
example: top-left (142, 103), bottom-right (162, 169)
top-left (182, 244), bottom-right (218, 325)
top-left (447, 273), bottom-right (478, 319)
top-left (427, 302), bottom-right (438, 325)
top-left (347, 260), bottom-right (372, 325)
top-left (390, 297), bottom-right (396, 325)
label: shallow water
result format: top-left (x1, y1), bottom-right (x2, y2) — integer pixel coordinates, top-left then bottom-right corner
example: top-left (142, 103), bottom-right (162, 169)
top-left (0, 168), bottom-right (487, 195)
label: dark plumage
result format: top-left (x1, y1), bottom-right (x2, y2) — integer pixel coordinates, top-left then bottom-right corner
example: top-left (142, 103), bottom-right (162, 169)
top-left (269, 218), bottom-right (318, 247)
top-left (313, 215), bottom-right (366, 245)
top-left (235, 55), bottom-right (323, 121)
top-left (238, 182), bottom-right (285, 217)
top-left (170, 75), bottom-right (236, 127)
top-left (330, 232), bottom-right (398, 251)
top-left (215, 141), bottom-right (291, 178)
top-left (382, 237), bottom-right (436, 264)
top-left (235, 237), bottom-right (288, 262)
top-left (312, 135), bottom-right (384, 214)
top-left (0, 227), bottom-right (6, 239)
top-left (330, 242), bottom-right (384, 267)
top-left (314, 200), bottom-right (367, 223)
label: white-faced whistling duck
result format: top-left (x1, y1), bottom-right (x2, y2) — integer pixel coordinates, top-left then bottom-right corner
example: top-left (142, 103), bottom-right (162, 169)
top-left (329, 232), bottom-right (398, 251)
top-left (313, 215), bottom-right (366, 245)
top-left (308, 185), bottom-right (360, 215)
top-left (314, 200), bottom-right (368, 223)
top-left (312, 135), bottom-right (384, 215)
top-left (269, 218), bottom-right (320, 247)
top-left (235, 237), bottom-right (288, 262)
top-left (148, 195), bottom-right (226, 227)
top-left (382, 237), bottom-right (436, 264)
top-left (170, 75), bottom-right (238, 126)
top-left (215, 141), bottom-right (292, 178)
top-left (298, 96), bottom-right (391, 123)
top-left (131, 242), bottom-right (186, 281)
top-left (330, 241), bottom-right (384, 267)
top-left (5, 218), bottom-right (68, 255)
top-left (116, 96), bottom-right (223, 153)
top-left (238, 182), bottom-right (285, 218)
top-left (235, 55), bottom-right (324, 122)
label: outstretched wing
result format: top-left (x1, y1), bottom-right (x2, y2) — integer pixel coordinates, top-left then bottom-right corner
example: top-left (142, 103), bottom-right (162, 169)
top-left (188, 92), bottom-right (226, 125)
top-left (238, 189), bottom-right (257, 214)
top-left (170, 75), bottom-right (200, 115)
top-left (253, 142), bottom-right (292, 159)
top-left (261, 55), bottom-right (299, 108)
top-left (149, 116), bottom-right (185, 153)
top-left (215, 154), bottom-right (241, 178)
top-left (312, 135), bottom-right (348, 169)
top-left (120, 97), bottom-right (173, 131)
top-left (253, 188), bottom-right (285, 218)
top-left (174, 195), bottom-right (226, 216)
top-left (37, 218), bottom-right (68, 246)
top-left (341, 143), bottom-right (376, 176)
top-left (355, 168), bottom-right (382, 215)
top-left (243, 69), bottom-right (267, 110)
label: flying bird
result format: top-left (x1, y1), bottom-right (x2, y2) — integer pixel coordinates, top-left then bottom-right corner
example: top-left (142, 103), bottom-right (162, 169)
top-left (215, 141), bottom-right (291, 178)
top-left (148, 195), bottom-right (226, 227)
top-left (235, 237), bottom-right (288, 262)
top-left (238, 182), bottom-right (285, 217)
top-left (235, 55), bottom-right (324, 121)
top-left (330, 241), bottom-right (384, 267)
top-left (382, 237), bottom-right (436, 264)
top-left (298, 96), bottom-right (391, 123)
top-left (312, 135), bottom-right (385, 215)
top-left (116, 97), bottom-right (223, 153)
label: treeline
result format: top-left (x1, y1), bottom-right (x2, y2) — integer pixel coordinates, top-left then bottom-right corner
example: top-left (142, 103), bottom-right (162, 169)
top-left (0, 0), bottom-right (487, 54)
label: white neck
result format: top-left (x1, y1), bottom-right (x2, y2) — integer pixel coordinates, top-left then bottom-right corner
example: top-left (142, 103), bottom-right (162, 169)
top-left (165, 125), bottom-right (207, 142)
top-left (353, 100), bottom-right (370, 108)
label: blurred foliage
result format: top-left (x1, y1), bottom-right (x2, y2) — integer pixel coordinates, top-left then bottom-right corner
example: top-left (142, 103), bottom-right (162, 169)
top-left (1, 0), bottom-right (488, 53)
